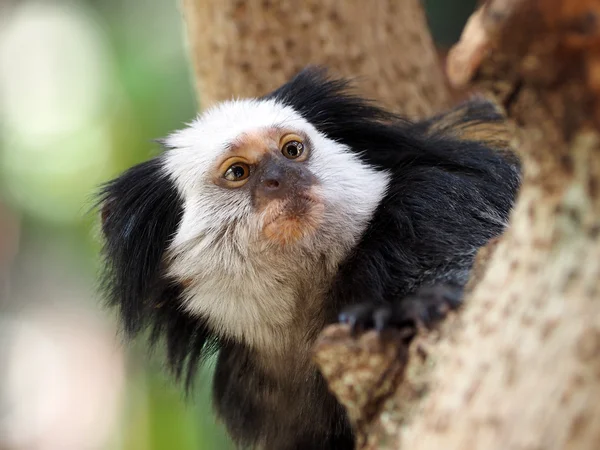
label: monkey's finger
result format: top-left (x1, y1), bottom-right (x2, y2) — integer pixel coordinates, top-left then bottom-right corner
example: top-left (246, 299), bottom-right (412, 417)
top-left (338, 303), bottom-right (376, 334)
top-left (373, 307), bottom-right (393, 331)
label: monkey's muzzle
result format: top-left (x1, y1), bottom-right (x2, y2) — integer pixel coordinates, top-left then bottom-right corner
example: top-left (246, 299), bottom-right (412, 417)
top-left (253, 158), bottom-right (323, 245)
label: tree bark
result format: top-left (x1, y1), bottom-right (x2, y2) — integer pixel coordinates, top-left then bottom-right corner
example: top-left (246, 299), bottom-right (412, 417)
top-left (181, 0), bottom-right (600, 449)
top-left (180, 0), bottom-right (449, 117)
top-left (316, 1), bottom-right (600, 449)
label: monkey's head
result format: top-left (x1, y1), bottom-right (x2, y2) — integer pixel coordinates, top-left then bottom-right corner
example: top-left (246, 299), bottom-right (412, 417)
top-left (97, 68), bottom-right (391, 361)
top-left (162, 98), bottom-right (377, 257)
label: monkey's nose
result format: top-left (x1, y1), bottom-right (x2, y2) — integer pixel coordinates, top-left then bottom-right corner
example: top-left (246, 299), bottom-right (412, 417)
top-left (259, 173), bottom-right (289, 199)
top-left (255, 159), bottom-right (314, 202)
top-left (263, 178), bottom-right (281, 191)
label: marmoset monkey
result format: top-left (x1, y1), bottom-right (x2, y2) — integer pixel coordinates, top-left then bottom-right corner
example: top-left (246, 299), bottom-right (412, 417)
top-left (98, 67), bottom-right (520, 450)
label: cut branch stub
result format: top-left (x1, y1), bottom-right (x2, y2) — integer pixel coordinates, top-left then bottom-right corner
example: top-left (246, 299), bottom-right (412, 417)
top-left (448, 0), bottom-right (600, 127)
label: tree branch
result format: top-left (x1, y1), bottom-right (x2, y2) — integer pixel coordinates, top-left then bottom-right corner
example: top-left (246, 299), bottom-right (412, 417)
top-left (314, 1), bottom-right (600, 448)
top-left (181, 0), bottom-right (449, 117)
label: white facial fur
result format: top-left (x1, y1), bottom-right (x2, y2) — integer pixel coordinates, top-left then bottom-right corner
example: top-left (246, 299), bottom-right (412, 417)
top-left (162, 98), bottom-right (390, 350)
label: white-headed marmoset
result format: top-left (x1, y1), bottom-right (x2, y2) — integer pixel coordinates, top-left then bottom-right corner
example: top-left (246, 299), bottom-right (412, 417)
top-left (97, 67), bottom-right (520, 450)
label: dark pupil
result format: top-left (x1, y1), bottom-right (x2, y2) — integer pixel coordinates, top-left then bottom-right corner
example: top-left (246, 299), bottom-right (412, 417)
top-left (232, 165), bottom-right (246, 178)
top-left (286, 143), bottom-right (299, 157)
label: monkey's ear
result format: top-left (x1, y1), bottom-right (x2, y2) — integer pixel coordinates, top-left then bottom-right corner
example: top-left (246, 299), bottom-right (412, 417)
top-left (417, 96), bottom-right (516, 153)
top-left (97, 157), bottom-right (183, 336)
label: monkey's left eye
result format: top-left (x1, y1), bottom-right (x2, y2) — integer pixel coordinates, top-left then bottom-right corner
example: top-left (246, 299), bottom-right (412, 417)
top-left (281, 139), bottom-right (304, 160)
top-left (223, 163), bottom-right (250, 182)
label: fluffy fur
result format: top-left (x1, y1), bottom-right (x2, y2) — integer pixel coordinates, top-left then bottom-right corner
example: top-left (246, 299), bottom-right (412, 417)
top-left (97, 67), bottom-right (521, 450)
top-left (162, 98), bottom-right (389, 349)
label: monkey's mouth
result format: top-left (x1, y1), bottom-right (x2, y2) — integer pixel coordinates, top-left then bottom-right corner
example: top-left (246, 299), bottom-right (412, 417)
top-left (262, 194), bottom-right (324, 245)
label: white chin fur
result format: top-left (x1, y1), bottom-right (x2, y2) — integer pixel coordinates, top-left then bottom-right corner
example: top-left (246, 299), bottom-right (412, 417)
top-left (161, 98), bottom-right (390, 348)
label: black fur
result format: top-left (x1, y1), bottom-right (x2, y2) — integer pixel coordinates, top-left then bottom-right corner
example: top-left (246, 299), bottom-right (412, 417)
top-left (339, 281), bottom-right (465, 334)
top-left (267, 67), bottom-right (519, 314)
top-left (97, 157), bottom-right (217, 387)
top-left (214, 342), bottom-right (353, 450)
top-left (97, 67), bottom-right (521, 450)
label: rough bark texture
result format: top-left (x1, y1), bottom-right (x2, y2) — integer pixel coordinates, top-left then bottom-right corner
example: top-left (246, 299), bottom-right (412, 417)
top-left (180, 0), bottom-right (449, 117)
top-left (314, 1), bottom-right (600, 449)
top-left (181, 0), bottom-right (600, 448)
top-left (313, 327), bottom-right (411, 450)
top-left (312, 235), bottom-right (505, 450)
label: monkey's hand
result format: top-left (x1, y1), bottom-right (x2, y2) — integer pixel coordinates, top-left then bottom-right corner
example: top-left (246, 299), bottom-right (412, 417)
top-left (338, 282), bottom-right (464, 336)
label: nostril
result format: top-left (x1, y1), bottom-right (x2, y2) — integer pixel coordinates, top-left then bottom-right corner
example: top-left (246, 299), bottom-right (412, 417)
top-left (264, 179), bottom-right (280, 190)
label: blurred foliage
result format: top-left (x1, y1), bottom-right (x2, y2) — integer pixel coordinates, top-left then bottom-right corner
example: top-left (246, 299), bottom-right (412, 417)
top-left (425, 0), bottom-right (478, 47)
top-left (0, 1), bottom-right (476, 449)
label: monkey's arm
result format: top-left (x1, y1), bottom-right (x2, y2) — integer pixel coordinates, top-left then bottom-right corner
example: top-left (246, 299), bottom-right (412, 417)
top-left (333, 123), bottom-right (519, 332)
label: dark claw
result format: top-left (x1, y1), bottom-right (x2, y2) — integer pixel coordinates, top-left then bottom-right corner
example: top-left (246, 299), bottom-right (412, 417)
top-left (373, 307), bottom-right (392, 331)
top-left (338, 303), bottom-right (378, 334)
top-left (338, 282), bottom-right (464, 335)
top-left (442, 284), bottom-right (464, 309)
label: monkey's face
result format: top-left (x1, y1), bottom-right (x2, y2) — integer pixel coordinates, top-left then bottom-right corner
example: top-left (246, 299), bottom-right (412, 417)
top-left (98, 79), bottom-right (390, 344)
top-left (145, 98), bottom-right (388, 340)
top-left (163, 99), bottom-right (387, 262)
top-left (211, 127), bottom-right (324, 246)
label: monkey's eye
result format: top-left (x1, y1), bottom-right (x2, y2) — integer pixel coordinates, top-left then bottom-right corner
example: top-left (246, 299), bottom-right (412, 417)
top-left (281, 136), bottom-right (305, 160)
top-left (223, 162), bottom-right (250, 182)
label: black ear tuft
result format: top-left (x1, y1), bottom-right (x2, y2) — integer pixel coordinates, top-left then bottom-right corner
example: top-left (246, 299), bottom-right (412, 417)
top-left (96, 156), bottom-right (217, 386)
top-left (97, 157), bottom-right (183, 335)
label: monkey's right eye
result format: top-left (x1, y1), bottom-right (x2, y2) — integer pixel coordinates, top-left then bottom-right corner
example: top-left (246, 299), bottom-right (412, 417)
top-left (223, 162), bottom-right (250, 182)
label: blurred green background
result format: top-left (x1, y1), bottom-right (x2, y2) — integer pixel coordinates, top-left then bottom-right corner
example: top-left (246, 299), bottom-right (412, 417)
top-left (0, 1), bottom-right (474, 449)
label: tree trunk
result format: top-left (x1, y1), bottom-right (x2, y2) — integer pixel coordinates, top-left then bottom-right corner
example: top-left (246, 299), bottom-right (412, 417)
top-left (406, 1), bottom-right (600, 448)
top-left (181, 0), bottom-right (600, 449)
top-left (317, 1), bottom-right (600, 449)
top-left (180, 0), bottom-right (449, 117)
